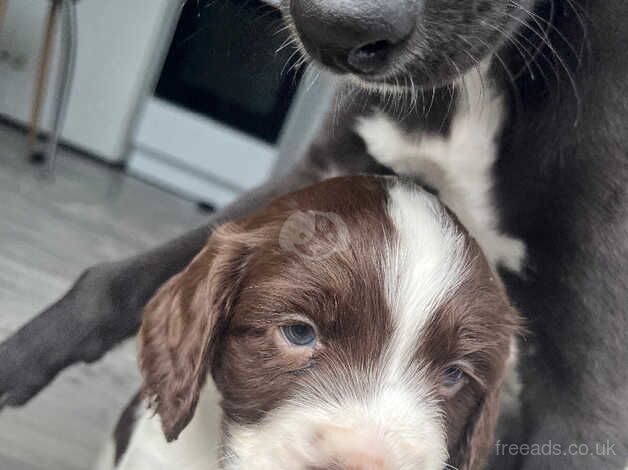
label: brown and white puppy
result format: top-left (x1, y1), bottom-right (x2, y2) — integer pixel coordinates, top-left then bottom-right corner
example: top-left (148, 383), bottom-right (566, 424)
top-left (99, 175), bottom-right (520, 470)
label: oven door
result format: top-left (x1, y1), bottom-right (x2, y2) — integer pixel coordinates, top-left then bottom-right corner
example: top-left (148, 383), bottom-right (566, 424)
top-left (128, 0), bottom-right (336, 208)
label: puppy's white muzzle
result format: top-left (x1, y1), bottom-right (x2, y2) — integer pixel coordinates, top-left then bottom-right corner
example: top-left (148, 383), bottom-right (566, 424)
top-left (224, 386), bottom-right (448, 470)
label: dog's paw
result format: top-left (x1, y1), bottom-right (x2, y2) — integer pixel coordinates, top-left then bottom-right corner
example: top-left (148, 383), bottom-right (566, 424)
top-left (0, 329), bottom-right (58, 408)
top-left (0, 263), bottom-right (134, 409)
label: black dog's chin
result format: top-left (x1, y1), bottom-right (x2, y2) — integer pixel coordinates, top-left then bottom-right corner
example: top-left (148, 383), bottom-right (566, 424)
top-left (298, 42), bottom-right (487, 92)
top-left (328, 59), bottom-right (476, 93)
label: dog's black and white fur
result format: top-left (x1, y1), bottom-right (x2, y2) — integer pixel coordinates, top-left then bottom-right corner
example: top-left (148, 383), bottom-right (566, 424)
top-left (1, 0), bottom-right (627, 468)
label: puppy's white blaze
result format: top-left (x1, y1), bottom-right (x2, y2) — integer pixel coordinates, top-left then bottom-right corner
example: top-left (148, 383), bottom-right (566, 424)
top-left (356, 63), bottom-right (526, 273)
top-left (225, 385), bottom-right (447, 470)
top-left (384, 184), bottom-right (469, 378)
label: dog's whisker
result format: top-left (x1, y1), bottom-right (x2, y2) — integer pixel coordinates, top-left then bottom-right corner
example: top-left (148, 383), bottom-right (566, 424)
top-left (509, 0), bottom-right (583, 66)
top-left (499, 13), bottom-right (562, 86)
top-left (481, 21), bottom-right (537, 81)
top-left (472, 35), bottom-right (524, 115)
top-left (561, 0), bottom-right (592, 55)
top-left (305, 65), bottom-right (322, 93)
top-left (504, 11), bottom-right (582, 125)
top-left (275, 35), bottom-right (298, 54)
top-left (281, 45), bottom-right (304, 77)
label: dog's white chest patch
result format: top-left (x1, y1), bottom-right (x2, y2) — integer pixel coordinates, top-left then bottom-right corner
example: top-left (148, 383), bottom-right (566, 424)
top-left (356, 69), bottom-right (526, 273)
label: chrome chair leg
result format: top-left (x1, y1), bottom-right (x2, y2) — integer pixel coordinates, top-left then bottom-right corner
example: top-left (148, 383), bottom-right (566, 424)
top-left (27, 0), bottom-right (59, 160)
top-left (0, 0), bottom-right (8, 32)
top-left (43, 0), bottom-right (77, 177)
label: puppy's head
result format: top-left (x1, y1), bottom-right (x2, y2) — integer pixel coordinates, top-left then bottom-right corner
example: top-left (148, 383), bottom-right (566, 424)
top-left (139, 176), bottom-right (519, 470)
top-left (278, 0), bottom-right (537, 88)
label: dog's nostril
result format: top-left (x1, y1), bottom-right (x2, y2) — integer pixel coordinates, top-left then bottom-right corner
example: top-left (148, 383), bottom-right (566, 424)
top-left (357, 40), bottom-right (394, 56)
top-left (347, 40), bottom-right (395, 74)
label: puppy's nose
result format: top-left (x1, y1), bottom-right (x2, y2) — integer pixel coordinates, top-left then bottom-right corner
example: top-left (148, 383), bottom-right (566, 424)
top-left (312, 425), bottom-right (391, 470)
top-left (290, 0), bottom-right (417, 75)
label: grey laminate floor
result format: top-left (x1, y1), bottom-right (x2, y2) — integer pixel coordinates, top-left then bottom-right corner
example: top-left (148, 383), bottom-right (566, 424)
top-left (0, 124), bottom-right (207, 470)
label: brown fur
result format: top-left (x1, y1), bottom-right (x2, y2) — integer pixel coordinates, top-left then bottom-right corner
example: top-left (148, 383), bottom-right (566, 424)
top-left (139, 176), bottom-right (394, 439)
top-left (417, 241), bottom-right (521, 470)
top-left (138, 221), bottom-right (252, 441)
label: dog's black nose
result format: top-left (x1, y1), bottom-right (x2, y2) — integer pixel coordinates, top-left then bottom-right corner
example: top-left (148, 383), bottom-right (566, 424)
top-left (290, 0), bottom-right (417, 75)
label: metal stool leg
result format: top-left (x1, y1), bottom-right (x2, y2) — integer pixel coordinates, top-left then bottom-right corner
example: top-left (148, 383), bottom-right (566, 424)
top-left (26, 0), bottom-right (59, 159)
top-left (44, 0), bottom-right (77, 177)
top-left (0, 0), bottom-right (8, 32)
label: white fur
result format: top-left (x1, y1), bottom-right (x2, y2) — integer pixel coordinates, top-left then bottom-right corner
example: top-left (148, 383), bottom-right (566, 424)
top-left (356, 64), bottom-right (526, 273)
top-left (97, 385), bottom-right (222, 470)
top-left (494, 339), bottom-right (523, 442)
top-left (224, 381), bottom-right (446, 470)
top-left (102, 377), bottom-right (446, 470)
top-left (384, 184), bottom-right (469, 376)
top-left (93, 441), bottom-right (116, 470)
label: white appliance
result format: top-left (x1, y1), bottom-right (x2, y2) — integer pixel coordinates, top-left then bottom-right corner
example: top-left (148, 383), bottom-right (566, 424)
top-left (0, 0), bottom-right (178, 162)
top-left (127, 0), bottom-right (336, 208)
top-left (129, 73), bottom-right (335, 208)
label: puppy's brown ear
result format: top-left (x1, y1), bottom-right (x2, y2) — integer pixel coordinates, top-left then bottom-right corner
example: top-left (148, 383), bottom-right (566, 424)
top-left (456, 387), bottom-right (502, 470)
top-left (452, 298), bottom-right (521, 470)
top-left (139, 223), bottom-right (249, 442)
top-left (454, 314), bottom-right (520, 470)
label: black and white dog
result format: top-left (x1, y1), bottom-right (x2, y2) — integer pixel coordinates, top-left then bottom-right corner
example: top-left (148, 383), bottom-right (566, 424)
top-left (1, 0), bottom-right (627, 469)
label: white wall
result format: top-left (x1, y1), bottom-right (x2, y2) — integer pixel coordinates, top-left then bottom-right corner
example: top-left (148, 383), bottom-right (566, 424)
top-left (0, 0), bottom-right (179, 162)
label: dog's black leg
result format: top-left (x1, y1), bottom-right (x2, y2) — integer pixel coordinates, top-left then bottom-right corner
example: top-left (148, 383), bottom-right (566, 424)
top-left (0, 225), bottom-right (209, 407)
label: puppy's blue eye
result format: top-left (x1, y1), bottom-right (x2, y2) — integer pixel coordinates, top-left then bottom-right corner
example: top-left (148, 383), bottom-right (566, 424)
top-left (442, 366), bottom-right (465, 387)
top-left (282, 323), bottom-right (316, 347)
